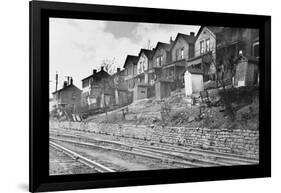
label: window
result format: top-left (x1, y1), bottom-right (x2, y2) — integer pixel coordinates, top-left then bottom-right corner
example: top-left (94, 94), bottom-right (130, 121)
top-left (72, 93), bottom-right (77, 100)
top-left (176, 48), bottom-right (184, 60)
top-left (156, 57), bottom-right (160, 66)
top-left (156, 56), bottom-right (163, 66)
top-left (200, 40), bottom-right (205, 54)
top-left (82, 79), bottom-right (89, 88)
top-left (252, 41), bottom-right (259, 58)
top-left (180, 48), bottom-right (184, 59)
top-left (176, 49), bottom-right (179, 60)
top-left (206, 39), bottom-right (210, 52)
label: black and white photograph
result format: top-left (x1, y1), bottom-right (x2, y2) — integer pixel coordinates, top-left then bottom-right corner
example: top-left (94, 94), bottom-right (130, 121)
top-left (49, 18), bottom-right (260, 175)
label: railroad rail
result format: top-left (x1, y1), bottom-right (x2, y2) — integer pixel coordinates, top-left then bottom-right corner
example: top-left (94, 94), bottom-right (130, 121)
top-left (50, 130), bottom-right (258, 166)
top-left (50, 141), bottom-right (115, 173)
top-left (50, 137), bottom-right (209, 168)
top-left (50, 135), bottom-right (236, 168)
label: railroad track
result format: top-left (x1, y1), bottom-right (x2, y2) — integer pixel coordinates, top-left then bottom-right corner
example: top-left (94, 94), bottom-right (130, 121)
top-left (50, 141), bottom-right (115, 173)
top-left (145, 142), bottom-right (259, 165)
top-left (50, 129), bottom-right (258, 166)
top-left (50, 133), bottom-right (243, 167)
top-left (50, 137), bottom-right (211, 168)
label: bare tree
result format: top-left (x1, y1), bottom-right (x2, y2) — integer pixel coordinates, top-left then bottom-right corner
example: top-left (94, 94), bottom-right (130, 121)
top-left (101, 57), bottom-right (116, 75)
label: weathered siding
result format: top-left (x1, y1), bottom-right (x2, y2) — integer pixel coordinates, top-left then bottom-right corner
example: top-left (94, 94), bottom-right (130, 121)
top-left (171, 36), bottom-right (190, 61)
top-left (152, 48), bottom-right (168, 67)
top-left (194, 27), bottom-right (216, 58)
top-left (137, 53), bottom-right (149, 74)
top-left (54, 86), bottom-right (81, 110)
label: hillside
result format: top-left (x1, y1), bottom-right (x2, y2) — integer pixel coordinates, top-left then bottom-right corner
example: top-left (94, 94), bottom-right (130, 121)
top-left (86, 86), bottom-right (259, 131)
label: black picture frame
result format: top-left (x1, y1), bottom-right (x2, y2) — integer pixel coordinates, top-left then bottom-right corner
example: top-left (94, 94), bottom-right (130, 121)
top-left (29, 0), bottom-right (271, 192)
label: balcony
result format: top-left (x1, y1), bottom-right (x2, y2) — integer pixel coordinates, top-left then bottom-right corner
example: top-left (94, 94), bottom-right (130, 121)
top-left (163, 59), bottom-right (186, 69)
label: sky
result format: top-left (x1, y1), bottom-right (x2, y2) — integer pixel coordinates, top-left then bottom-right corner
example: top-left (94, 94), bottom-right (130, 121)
top-left (49, 18), bottom-right (200, 96)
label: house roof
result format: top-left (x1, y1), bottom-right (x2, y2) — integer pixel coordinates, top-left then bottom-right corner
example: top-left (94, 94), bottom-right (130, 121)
top-left (237, 54), bottom-right (259, 64)
top-left (170, 33), bottom-right (196, 50)
top-left (195, 26), bottom-right (217, 41)
top-left (123, 55), bottom-right (139, 68)
top-left (186, 67), bottom-right (204, 75)
top-left (151, 42), bottom-right (172, 59)
top-left (52, 84), bottom-right (81, 94)
top-left (198, 26), bottom-right (224, 36)
top-left (187, 51), bottom-right (213, 62)
top-left (138, 48), bottom-right (154, 60)
top-left (112, 69), bottom-right (125, 77)
top-left (154, 42), bottom-right (171, 52)
top-left (81, 69), bottom-right (111, 82)
top-left (178, 33), bottom-right (196, 44)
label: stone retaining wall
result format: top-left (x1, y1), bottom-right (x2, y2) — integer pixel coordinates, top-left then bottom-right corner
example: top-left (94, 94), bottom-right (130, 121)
top-left (50, 121), bottom-right (259, 159)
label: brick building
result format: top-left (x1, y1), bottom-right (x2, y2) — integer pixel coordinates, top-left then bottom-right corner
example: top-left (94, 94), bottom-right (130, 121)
top-left (52, 78), bottom-right (82, 112)
top-left (81, 67), bottom-right (114, 109)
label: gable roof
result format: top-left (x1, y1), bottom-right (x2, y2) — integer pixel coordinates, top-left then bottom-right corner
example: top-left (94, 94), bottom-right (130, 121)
top-left (197, 26), bottom-right (225, 38)
top-left (170, 33), bottom-right (196, 50)
top-left (52, 84), bottom-right (81, 94)
top-left (195, 26), bottom-right (218, 41)
top-left (81, 68), bottom-right (111, 82)
top-left (178, 33), bottom-right (196, 44)
top-left (138, 48), bottom-right (154, 60)
top-left (123, 55), bottom-right (139, 68)
top-left (154, 42), bottom-right (171, 52)
top-left (152, 42), bottom-right (172, 59)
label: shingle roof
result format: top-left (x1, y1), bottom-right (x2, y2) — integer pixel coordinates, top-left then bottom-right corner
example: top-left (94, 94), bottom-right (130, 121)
top-left (123, 55), bottom-right (139, 68)
top-left (177, 33), bottom-right (196, 44)
top-left (155, 42), bottom-right (171, 52)
top-left (186, 67), bottom-right (204, 75)
top-left (170, 33), bottom-right (196, 51)
top-left (81, 69), bottom-right (111, 81)
top-left (138, 48), bottom-right (154, 60)
top-left (52, 84), bottom-right (81, 94)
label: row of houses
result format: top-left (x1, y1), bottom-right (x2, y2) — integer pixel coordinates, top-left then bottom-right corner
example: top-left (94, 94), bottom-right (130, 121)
top-left (51, 26), bottom-right (259, 114)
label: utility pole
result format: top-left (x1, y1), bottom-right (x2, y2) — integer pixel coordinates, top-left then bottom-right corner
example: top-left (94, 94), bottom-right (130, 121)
top-left (55, 72), bottom-right (58, 92)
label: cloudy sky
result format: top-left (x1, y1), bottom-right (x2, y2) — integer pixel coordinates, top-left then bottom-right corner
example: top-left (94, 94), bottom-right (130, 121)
top-left (49, 18), bottom-right (200, 95)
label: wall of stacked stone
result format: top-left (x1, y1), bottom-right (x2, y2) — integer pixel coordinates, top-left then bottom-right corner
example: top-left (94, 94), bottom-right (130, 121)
top-left (50, 121), bottom-right (259, 159)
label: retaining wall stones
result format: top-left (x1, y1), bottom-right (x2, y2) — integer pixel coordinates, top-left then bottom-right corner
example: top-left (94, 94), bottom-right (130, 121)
top-left (50, 121), bottom-right (259, 159)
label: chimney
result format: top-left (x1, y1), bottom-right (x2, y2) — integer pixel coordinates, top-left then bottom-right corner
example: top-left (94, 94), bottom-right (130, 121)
top-left (101, 66), bottom-right (104, 71)
top-left (93, 69), bottom-right (97, 75)
top-left (190, 32), bottom-right (195, 36)
top-left (63, 81), bottom-right (68, 88)
top-left (117, 68), bottom-right (120, 73)
top-left (169, 36), bottom-right (173, 44)
top-left (67, 76), bottom-right (70, 85)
